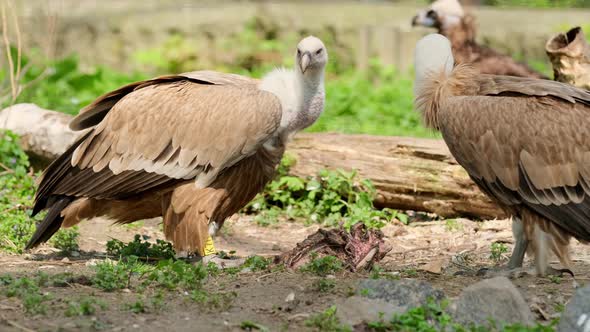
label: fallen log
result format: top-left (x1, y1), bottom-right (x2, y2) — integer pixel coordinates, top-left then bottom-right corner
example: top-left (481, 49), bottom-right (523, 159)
top-left (0, 103), bottom-right (505, 219)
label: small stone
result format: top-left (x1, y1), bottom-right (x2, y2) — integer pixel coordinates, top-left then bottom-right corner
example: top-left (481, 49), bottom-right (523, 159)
top-left (450, 277), bottom-right (534, 328)
top-left (122, 289), bottom-right (131, 293)
top-left (271, 243), bottom-right (281, 251)
top-left (85, 259), bottom-right (99, 267)
top-left (70, 251), bottom-right (80, 257)
top-left (61, 257), bottom-right (70, 262)
top-left (419, 258), bottom-right (447, 274)
top-left (558, 284), bottom-right (590, 332)
top-left (336, 296), bottom-right (401, 327)
top-left (357, 279), bottom-right (445, 309)
top-left (285, 292), bottom-right (295, 302)
top-left (132, 324), bottom-right (139, 328)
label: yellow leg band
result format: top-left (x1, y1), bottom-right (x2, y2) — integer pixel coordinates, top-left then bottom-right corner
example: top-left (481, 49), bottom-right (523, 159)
top-left (203, 235), bottom-right (217, 256)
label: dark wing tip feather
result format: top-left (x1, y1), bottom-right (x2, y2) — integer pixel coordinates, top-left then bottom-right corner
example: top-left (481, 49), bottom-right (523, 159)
top-left (33, 131), bottom-right (93, 215)
top-left (25, 197), bottom-right (72, 250)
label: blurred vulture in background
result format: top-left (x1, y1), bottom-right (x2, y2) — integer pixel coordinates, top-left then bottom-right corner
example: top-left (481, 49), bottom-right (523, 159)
top-left (25, 36), bottom-right (328, 257)
top-left (414, 34), bottom-right (590, 276)
top-left (411, 0), bottom-right (547, 79)
top-left (546, 26), bottom-right (590, 90)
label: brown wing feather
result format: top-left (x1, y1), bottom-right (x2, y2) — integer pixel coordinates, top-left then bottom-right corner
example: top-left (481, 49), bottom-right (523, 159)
top-left (163, 144), bottom-right (284, 255)
top-left (70, 71), bottom-right (259, 131)
top-left (29, 72), bottom-right (281, 250)
top-left (439, 93), bottom-right (590, 242)
top-left (476, 74), bottom-right (590, 106)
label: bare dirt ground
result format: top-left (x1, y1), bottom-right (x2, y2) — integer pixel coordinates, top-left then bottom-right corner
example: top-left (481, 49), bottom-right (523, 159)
top-left (1, 215), bottom-right (588, 331)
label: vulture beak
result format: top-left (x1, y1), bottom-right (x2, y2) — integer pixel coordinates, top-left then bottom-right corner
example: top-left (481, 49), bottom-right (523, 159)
top-left (300, 51), bottom-right (312, 74)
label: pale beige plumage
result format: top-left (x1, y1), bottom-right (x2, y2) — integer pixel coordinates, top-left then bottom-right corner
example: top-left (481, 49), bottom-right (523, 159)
top-left (415, 34), bottom-right (590, 275)
top-left (27, 36), bottom-right (328, 255)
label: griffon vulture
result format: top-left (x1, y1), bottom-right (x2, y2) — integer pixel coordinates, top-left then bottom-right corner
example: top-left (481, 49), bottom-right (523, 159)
top-left (26, 36), bottom-right (328, 257)
top-left (411, 0), bottom-right (546, 79)
top-left (414, 34), bottom-right (590, 276)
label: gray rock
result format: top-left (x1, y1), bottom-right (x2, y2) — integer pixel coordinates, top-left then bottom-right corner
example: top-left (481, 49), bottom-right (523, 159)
top-left (357, 279), bottom-right (445, 309)
top-left (558, 284), bottom-right (590, 332)
top-left (335, 296), bottom-right (401, 327)
top-left (450, 276), bottom-right (534, 328)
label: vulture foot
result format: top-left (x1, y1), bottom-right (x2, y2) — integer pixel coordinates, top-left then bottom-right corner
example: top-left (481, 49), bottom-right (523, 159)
top-left (202, 255), bottom-right (246, 269)
top-left (476, 265), bottom-right (575, 279)
top-left (475, 266), bottom-right (529, 279)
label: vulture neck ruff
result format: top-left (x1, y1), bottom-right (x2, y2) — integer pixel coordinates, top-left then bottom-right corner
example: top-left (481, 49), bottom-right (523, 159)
top-left (414, 34), bottom-right (455, 99)
top-left (259, 67), bottom-right (325, 139)
top-left (415, 34), bottom-right (477, 130)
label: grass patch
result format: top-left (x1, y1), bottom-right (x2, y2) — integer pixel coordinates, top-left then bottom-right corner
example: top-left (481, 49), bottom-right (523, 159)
top-left (0, 130), bottom-right (79, 254)
top-left (246, 160), bottom-right (402, 230)
top-left (65, 297), bottom-right (107, 317)
top-left (106, 234), bottom-right (175, 261)
top-left (305, 306), bottom-right (352, 332)
top-left (242, 255), bottom-right (273, 272)
top-left (300, 253), bottom-right (343, 277)
top-left (0, 273), bottom-right (52, 315)
top-left (490, 242), bottom-right (509, 263)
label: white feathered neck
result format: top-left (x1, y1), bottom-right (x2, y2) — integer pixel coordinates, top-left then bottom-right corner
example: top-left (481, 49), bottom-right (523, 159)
top-left (259, 67), bottom-right (325, 138)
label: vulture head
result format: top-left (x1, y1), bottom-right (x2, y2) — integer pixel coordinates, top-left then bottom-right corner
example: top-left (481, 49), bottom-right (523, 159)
top-left (414, 34), bottom-right (454, 98)
top-left (411, 0), bottom-right (464, 30)
top-left (296, 36), bottom-right (328, 75)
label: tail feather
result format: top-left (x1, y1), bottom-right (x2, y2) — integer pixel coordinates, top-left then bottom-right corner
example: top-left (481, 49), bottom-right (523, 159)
top-left (25, 197), bottom-right (73, 250)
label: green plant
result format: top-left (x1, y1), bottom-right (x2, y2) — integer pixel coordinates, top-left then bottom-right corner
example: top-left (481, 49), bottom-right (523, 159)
top-left (444, 219), bottom-right (462, 232)
top-left (125, 298), bottom-right (147, 314)
top-left (50, 227), bottom-right (80, 253)
top-left (490, 242), bottom-right (509, 263)
top-left (0, 274), bottom-right (51, 315)
top-left (190, 289), bottom-right (237, 311)
top-left (300, 253), bottom-right (343, 277)
top-left (548, 275), bottom-right (562, 284)
top-left (65, 297), bottom-right (107, 317)
top-left (240, 321), bottom-right (270, 332)
top-left (92, 258), bottom-right (145, 291)
top-left (243, 255), bottom-right (272, 272)
top-left (402, 269), bottom-right (418, 278)
top-left (364, 300), bottom-right (558, 331)
top-left (1, 53), bottom-right (147, 115)
top-left (0, 130), bottom-right (39, 253)
top-left (144, 259), bottom-right (208, 291)
top-left (247, 165), bottom-right (396, 230)
top-left (305, 306), bottom-right (352, 332)
top-left (314, 278), bottom-right (337, 293)
top-left (106, 234), bottom-right (175, 260)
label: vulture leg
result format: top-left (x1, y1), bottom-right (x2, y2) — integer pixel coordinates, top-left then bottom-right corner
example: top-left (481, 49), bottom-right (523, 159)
top-left (507, 217), bottom-right (529, 269)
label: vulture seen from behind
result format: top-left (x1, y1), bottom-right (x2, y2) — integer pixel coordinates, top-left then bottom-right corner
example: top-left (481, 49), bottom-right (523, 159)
top-left (26, 36), bottom-right (329, 257)
top-left (411, 0), bottom-right (547, 79)
top-left (414, 34), bottom-right (590, 276)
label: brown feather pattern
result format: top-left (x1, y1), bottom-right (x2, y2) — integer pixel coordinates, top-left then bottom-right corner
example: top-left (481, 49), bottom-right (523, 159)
top-left (416, 64), bottom-right (590, 270)
top-left (27, 71), bottom-right (284, 253)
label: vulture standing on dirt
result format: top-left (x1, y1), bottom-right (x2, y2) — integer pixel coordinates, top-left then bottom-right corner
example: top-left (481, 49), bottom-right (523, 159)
top-left (25, 36), bottom-right (329, 257)
top-left (414, 34), bottom-right (590, 276)
top-left (411, 0), bottom-right (546, 79)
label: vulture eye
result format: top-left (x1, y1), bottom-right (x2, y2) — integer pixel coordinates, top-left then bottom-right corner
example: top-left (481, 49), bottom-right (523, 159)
top-left (297, 49), bottom-right (301, 56)
top-left (426, 9), bottom-right (437, 18)
top-left (315, 49), bottom-right (323, 55)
